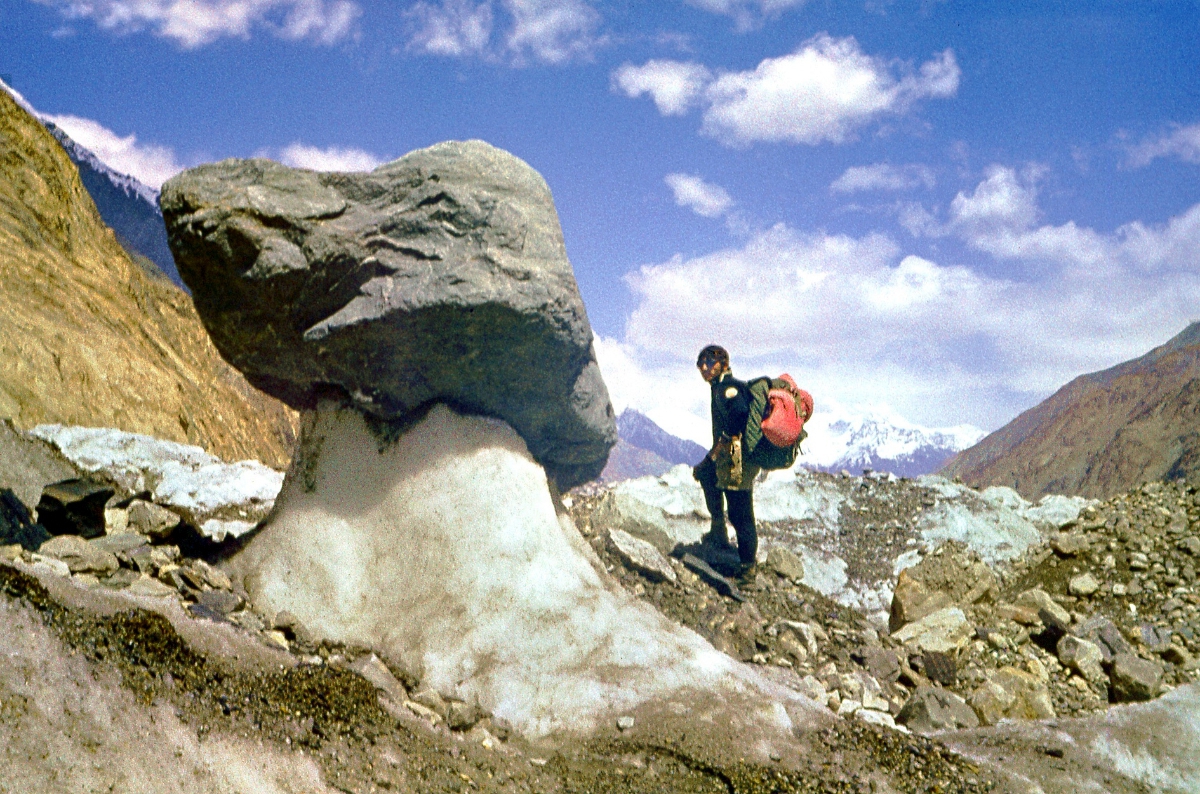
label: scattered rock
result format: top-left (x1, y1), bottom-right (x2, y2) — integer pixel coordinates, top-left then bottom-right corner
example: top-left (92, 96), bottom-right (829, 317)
top-left (197, 589), bottom-right (242, 615)
top-left (608, 528), bottom-right (676, 583)
top-left (1056, 635), bottom-right (1106, 685)
top-left (1068, 572), bottom-right (1100, 597)
top-left (37, 534), bottom-right (119, 574)
top-left (1014, 588), bottom-right (1071, 628)
top-left (89, 532), bottom-right (149, 555)
top-left (897, 686), bottom-right (979, 733)
top-left (922, 651), bottom-right (957, 686)
top-left (126, 575), bottom-right (178, 598)
top-left (764, 546), bottom-right (804, 580)
top-left (891, 607), bottom-right (973, 654)
top-left (969, 666), bottom-right (1055, 725)
top-left (615, 715), bottom-right (635, 731)
top-left (126, 499), bottom-right (182, 538)
top-left (36, 478), bottom-right (113, 539)
top-left (1109, 653), bottom-right (1163, 702)
top-left (28, 553), bottom-right (71, 577)
top-left (1050, 533), bottom-right (1090, 556)
top-left (446, 700), bottom-right (480, 731)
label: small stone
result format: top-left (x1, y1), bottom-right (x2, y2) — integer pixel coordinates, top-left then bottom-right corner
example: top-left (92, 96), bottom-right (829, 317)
top-left (89, 532), bottom-right (148, 555)
top-left (197, 589), bottom-right (243, 615)
top-left (126, 500), bottom-right (182, 539)
top-left (608, 529), bottom-right (677, 583)
top-left (1015, 588), bottom-right (1072, 627)
top-left (1180, 537), bottom-right (1200, 556)
top-left (1068, 573), bottom-right (1100, 597)
top-left (126, 575), bottom-right (178, 598)
top-left (765, 546), bottom-right (804, 581)
top-left (856, 709), bottom-right (897, 730)
top-left (1056, 635), bottom-right (1106, 684)
top-left (922, 651), bottom-right (957, 686)
top-left (0, 544), bottom-right (22, 561)
top-left (1051, 533), bottom-right (1090, 556)
top-left (37, 534), bottom-right (119, 574)
top-left (896, 686), bottom-right (979, 734)
top-left (447, 700), bottom-right (480, 731)
top-left (1109, 653), bottom-right (1163, 702)
top-left (28, 554), bottom-right (71, 577)
top-left (263, 630), bottom-right (290, 651)
top-left (837, 698), bottom-right (862, 716)
top-left (798, 675), bottom-right (827, 702)
top-left (411, 689), bottom-right (448, 719)
top-left (1112, 583), bottom-right (1128, 596)
top-left (996, 603), bottom-right (1041, 625)
top-left (616, 715), bottom-right (635, 731)
top-left (890, 607), bottom-right (973, 654)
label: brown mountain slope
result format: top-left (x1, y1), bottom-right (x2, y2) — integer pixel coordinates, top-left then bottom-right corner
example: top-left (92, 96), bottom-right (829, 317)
top-left (942, 323), bottom-right (1200, 500)
top-left (0, 89), bottom-right (296, 468)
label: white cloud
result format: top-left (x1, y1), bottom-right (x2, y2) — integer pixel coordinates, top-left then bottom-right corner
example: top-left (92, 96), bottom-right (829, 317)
top-left (604, 186), bottom-right (1200, 433)
top-left (34, 0), bottom-right (361, 48)
top-left (611, 60), bottom-right (711, 116)
top-left (614, 35), bottom-right (959, 147)
top-left (1126, 122), bottom-right (1200, 168)
top-left (278, 142), bottom-right (385, 171)
top-left (400, 0), bottom-right (600, 64)
top-left (685, 0), bottom-right (808, 32)
top-left (503, 0), bottom-right (600, 64)
top-left (702, 35), bottom-right (959, 146)
top-left (664, 173), bottom-right (733, 218)
top-left (42, 113), bottom-right (184, 189)
top-left (831, 163), bottom-right (935, 193)
top-left (404, 0), bottom-right (492, 56)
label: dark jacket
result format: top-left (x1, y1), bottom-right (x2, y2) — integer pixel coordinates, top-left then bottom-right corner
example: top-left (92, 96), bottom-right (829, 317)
top-left (710, 371), bottom-right (751, 444)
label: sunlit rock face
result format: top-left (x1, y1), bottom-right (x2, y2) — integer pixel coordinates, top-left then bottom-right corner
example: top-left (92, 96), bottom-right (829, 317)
top-left (230, 403), bottom-right (823, 742)
top-left (160, 140), bottom-right (614, 490)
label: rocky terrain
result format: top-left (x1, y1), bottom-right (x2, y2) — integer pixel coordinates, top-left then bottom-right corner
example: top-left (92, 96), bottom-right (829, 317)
top-left (943, 322), bottom-right (1200, 500)
top-left (2, 419), bottom-right (1198, 791)
top-left (0, 86), bottom-right (296, 470)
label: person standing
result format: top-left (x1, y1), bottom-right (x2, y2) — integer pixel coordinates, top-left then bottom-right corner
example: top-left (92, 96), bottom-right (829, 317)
top-left (692, 344), bottom-right (759, 577)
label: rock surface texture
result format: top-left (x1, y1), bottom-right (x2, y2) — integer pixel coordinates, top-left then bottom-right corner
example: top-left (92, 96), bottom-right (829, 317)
top-left (161, 141), bottom-right (614, 489)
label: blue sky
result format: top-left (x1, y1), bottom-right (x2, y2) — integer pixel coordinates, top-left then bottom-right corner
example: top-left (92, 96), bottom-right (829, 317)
top-left (4, 0), bottom-right (1200, 444)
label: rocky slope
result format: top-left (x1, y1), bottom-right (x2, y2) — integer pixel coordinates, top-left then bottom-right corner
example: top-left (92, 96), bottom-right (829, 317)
top-left (943, 322), bottom-right (1200, 500)
top-left (3, 419), bottom-right (1198, 792)
top-left (0, 88), bottom-right (297, 469)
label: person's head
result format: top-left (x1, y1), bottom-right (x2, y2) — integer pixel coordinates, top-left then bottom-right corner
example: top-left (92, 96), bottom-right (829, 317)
top-left (696, 345), bottom-right (729, 383)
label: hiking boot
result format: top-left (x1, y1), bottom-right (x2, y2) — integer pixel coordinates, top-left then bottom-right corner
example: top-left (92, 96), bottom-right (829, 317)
top-left (736, 563), bottom-right (759, 587)
top-left (700, 527), bottom-right (732, 550)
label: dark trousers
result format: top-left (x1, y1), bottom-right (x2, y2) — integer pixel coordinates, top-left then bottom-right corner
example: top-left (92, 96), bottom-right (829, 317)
top-left (694, 457), bottom-right (757, 565)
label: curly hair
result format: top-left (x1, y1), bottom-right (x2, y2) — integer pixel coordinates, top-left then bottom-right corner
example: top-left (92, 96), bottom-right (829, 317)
top-left (696, 345), bottom-right (729, 367)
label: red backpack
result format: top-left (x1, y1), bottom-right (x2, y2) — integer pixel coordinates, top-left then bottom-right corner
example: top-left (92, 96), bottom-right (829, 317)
top-left (760, 374), bottom-right (813, 448)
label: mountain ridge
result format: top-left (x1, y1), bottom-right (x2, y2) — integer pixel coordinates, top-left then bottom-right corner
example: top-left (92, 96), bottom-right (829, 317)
top-left (942, 321), bottom-right (1200, 499)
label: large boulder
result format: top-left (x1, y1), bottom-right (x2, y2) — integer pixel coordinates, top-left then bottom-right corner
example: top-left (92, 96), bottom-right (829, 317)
top-left (160, 141), bottom-right (615, 490)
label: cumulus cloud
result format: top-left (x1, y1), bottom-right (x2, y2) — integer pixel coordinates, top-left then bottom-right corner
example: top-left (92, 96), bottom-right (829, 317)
top-left (504, 0), bottom-right (600, 64)
top-left (831, 163), bottom-right (935, 193)
top-left (664, 173), bottom-right (733, 217)
top-left (34, 0), bottom-right (361, 48)
top-left (685, 0), bottom-right (808, 32)
top-left (1126, 122), bottom-right (1200, 168)
top-left (278, 143), bottom-right (385, 171)
top-left (42, 113), bottom-right (184, 189)
top-left (401, 0), bottom-right (600, 64)
top-left (404, 0), bottom-right (492, 56)
top-left (614, 35), bottom-right (959, 147)
top-left (611, 60), bottom-right (711, 115)
top-left (604, 180), bottom-right (1200, 432)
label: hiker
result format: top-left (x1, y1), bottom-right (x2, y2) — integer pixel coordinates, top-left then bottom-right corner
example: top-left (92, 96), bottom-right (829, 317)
top-left (692, 344), bottom-right (759, 577)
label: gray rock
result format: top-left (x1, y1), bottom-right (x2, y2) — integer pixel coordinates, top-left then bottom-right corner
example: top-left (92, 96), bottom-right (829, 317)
top-left (1068, 572), bottom-right (1100, 597)
top-left (607, 528), bottom-right (677, 583)
top-left (446, 700), bottom-right (480, 731)
top-left (1110, 653), bottom-right (1163, 702)
top-left (897, 686), bottom-right (979, 733)
top-left (891, 606), bottom-right (974, 654)
top-left (1180, 536), bottom-right (1200, 556)
top-left (1139, 624), bottom-right (1174, 654)
top-left (36, 478), bottom-right (113, 539)
top-left (1078, 616), bottom-right (1134, 661)
top-left (89, 532), bottom-right (148, 555)
top-left (161, 141), bottom-right (616, 490)
top-left (37, 534), bottom-right (119, 574)
top-left (1015, 588), bottom-right (1071, 628)
top-left (126, 499), bottom-right (181, 539)
top-left (765, 546), bottom-right (804, 580)
top-left (197, 589), bottom-right (243, 615)
top-left (1056, 635), bottom-right (1106, 684)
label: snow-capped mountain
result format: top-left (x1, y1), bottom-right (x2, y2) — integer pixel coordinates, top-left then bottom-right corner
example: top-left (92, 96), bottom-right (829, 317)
top-left (798, 404), bottom-right (985, 478)
top-left (0, 78), bottom-right (185, 291)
